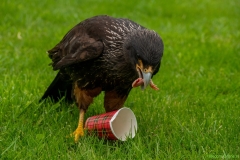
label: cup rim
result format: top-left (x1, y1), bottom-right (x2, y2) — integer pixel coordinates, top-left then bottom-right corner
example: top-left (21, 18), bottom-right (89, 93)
top-left (109, 107), bottom-right (138, 141)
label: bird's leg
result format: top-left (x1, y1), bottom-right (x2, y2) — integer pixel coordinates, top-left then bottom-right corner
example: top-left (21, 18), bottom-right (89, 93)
top-left (72, 108), bottom-right (85, 142)
top-left (71, 83), bottom-right (102, 142)
top-left (104, 90), bottom-right (128, 112)
top-left (71, 83), bottom-right (90, 142)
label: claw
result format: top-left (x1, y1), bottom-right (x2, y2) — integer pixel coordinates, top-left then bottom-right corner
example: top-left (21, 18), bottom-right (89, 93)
top-left (71, 109), bottom-right (85, 142)
top-left (71, 127), bottom-right (84, 142)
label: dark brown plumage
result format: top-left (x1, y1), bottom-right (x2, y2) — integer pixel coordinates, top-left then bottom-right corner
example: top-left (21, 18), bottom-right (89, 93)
top-left (40, 15), bottom-right (164, 141)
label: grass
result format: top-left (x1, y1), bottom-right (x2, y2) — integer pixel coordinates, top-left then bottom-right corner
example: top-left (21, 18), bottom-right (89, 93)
top-left (0, 0), bottom-right (239, 159)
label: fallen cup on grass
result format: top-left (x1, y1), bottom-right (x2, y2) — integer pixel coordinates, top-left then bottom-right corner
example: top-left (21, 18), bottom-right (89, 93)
top-left (85, 107), bottom-right (137, 141)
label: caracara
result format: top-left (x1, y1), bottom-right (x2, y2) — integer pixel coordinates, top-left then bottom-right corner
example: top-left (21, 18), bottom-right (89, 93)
top-left (40, 15), bottom-right (164, 142)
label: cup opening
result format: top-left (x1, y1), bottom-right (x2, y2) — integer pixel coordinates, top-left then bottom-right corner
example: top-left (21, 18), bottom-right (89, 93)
top-left (110, 107), bottom-right (137, 141)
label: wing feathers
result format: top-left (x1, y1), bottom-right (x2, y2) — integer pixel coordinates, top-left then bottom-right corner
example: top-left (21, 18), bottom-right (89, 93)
top-left (49, 35), bottom-right (103, 70)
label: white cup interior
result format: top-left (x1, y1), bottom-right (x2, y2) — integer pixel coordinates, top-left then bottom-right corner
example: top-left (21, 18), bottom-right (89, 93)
top-left (110, 107), bottom-right (137, 141)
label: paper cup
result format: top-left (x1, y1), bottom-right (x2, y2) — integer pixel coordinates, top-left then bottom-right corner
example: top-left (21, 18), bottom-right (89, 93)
top-left (85, 107), bottom-right (137, 141)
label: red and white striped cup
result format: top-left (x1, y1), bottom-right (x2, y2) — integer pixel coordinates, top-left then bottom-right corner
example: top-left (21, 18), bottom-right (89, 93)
top-left (85, 107), bottom-right (137, 141)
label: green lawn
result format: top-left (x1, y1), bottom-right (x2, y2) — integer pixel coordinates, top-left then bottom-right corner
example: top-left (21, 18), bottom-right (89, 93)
top-left (1, 0), bottom-right (239, 159)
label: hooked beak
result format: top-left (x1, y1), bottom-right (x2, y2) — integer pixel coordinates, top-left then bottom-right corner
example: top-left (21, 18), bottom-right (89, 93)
top-left (140, 71), bottom-right (152, 90)
top-left (132, 67), bottom-right (152, 90)
top-left (132, 60), bottom-right (159, 90)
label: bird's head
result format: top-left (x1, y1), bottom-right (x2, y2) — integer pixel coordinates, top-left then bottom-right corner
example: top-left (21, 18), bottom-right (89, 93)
top-left (124, 29), bottom-right (164, 90)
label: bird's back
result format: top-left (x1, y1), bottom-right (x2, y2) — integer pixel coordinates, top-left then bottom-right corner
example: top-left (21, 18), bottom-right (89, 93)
top-left (48, 15), bottom-right (145, 68)
top-left (47, 15), bottom-right (145, 91)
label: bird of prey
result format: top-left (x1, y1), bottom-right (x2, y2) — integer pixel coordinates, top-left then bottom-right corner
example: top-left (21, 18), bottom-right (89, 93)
top-left (40, 15), bottom-right (164, 142)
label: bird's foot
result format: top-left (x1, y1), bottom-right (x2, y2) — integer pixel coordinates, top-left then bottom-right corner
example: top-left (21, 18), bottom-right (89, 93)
top-left (71, 126), bottom-right (84, 142)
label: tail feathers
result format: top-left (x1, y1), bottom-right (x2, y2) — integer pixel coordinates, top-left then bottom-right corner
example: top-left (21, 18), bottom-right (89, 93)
top-left (40, 72), bottom-right (73, 102)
